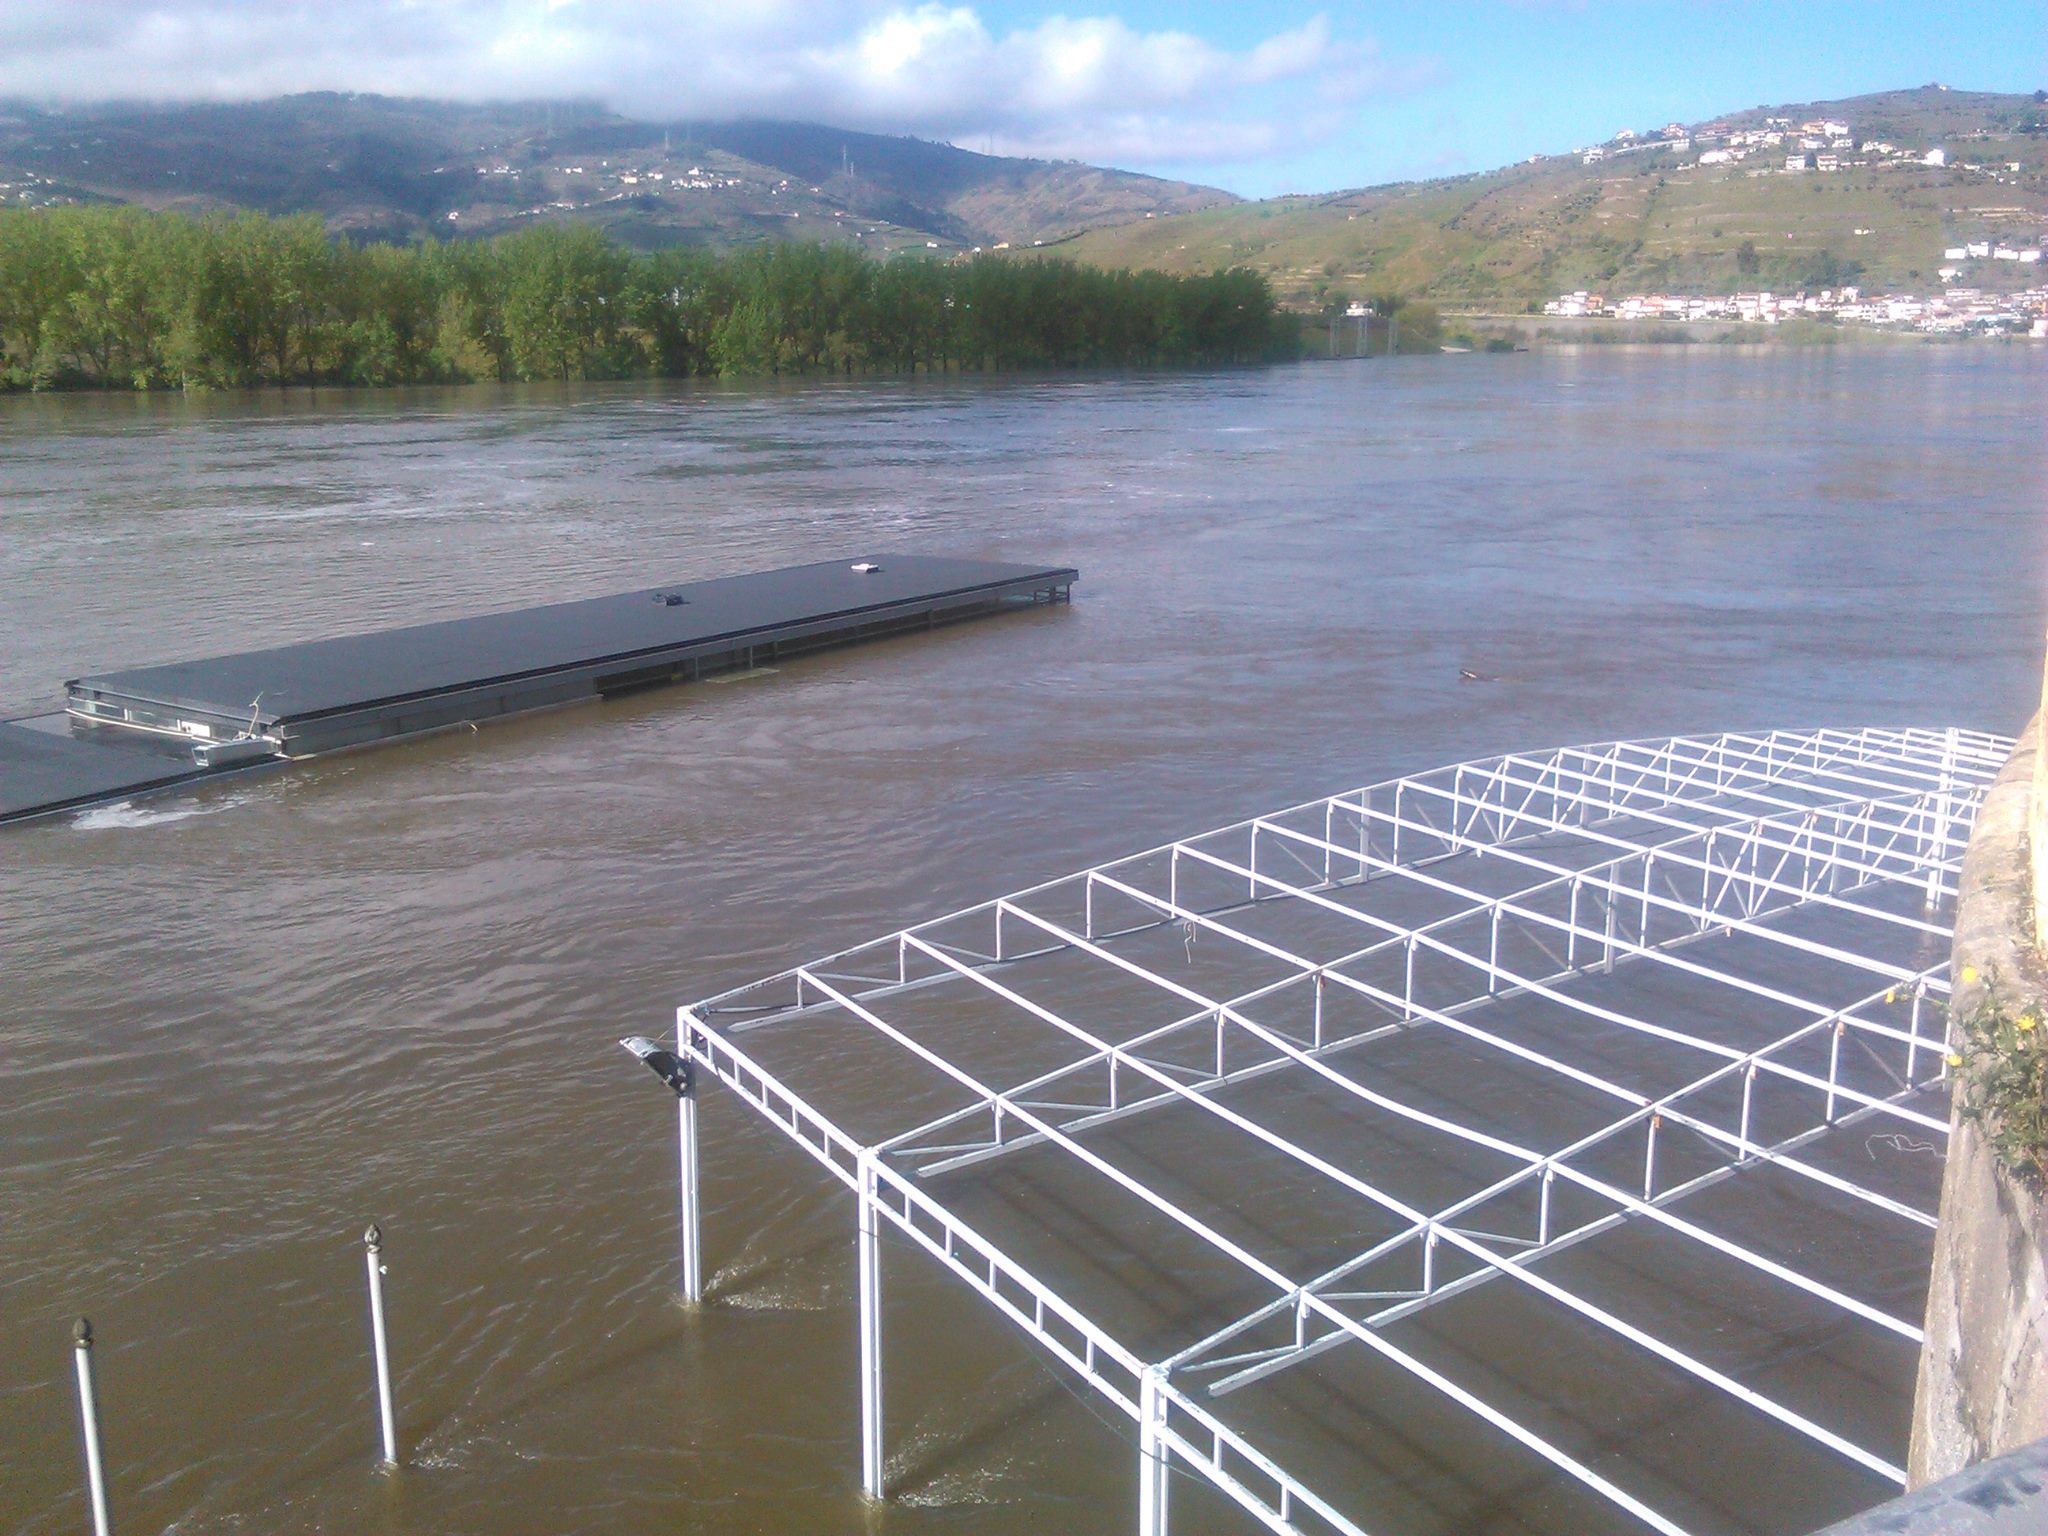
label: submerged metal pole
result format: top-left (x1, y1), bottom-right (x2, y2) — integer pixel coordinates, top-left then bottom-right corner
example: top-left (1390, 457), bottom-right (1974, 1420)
top-left (678, 1071), bottom-right (703, 1304)
top-left (625, 1028), bottom-right (704, 1303)
top-left (363, 1225), bottom-right (398, 1466)
top-left (857, 1155), bottom-right (885, 1499)
top-left (672, 1015), bottom-right (703, 1304)
top-left (1137, 1367), bottom-right (1170, 1536)
top-left (73, 1318), bottom-right (112, 1536)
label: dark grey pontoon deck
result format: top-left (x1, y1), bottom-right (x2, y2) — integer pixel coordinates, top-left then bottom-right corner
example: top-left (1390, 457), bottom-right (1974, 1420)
top-left (3, 553), bottom-right (1074, 825)
top-left (0, 720), bottom-right (216, 823)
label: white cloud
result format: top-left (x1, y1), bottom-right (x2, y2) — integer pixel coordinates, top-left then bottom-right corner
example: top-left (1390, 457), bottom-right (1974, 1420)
top-left (0, 1), bottom-right (1427, 180)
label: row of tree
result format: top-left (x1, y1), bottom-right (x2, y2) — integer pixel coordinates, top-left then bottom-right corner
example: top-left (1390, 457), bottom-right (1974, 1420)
top-left (0, 209), bottom-right (1300, 390)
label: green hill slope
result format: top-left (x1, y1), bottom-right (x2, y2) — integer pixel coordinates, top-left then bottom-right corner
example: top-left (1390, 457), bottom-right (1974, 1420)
top-left (0, 94), bottom-right (1236, 254)
top-left (1054, 86), bottom-right (2048, 306)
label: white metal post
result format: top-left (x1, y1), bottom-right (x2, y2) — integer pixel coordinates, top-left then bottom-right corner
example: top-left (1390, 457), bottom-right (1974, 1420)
top-left (1924, 791), bottom-right (1948, 909)
top-left (857, 1155), bottom-right (885, 1499)
top-left (677, 1010), bottom-right (704, 1305)
top-left (678, 1085), bottom-right (703, 1304)
top-left (363, 1225), bottom-right (398, 1466)
top-left (73, 1318), bottom-right (112, 1536)
top-left (1138, 1366), bottom-right (1170, 1536)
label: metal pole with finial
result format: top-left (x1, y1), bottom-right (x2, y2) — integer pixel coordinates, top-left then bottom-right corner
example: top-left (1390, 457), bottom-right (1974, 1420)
top-left (73, 1317), bottom-right (112, 1536)
top-left (363, 1225), bottom-right (398, 1466)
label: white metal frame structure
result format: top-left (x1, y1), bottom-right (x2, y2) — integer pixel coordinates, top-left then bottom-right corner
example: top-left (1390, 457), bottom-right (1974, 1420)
top-left (663, 726), bottom-right (2011, 1536)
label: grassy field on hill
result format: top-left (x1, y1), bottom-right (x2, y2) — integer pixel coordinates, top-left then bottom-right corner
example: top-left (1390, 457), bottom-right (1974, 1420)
top-left (1054, 87), bottom-right (2048, 308)
top-left (5, 85), bottom-right (2040, 316)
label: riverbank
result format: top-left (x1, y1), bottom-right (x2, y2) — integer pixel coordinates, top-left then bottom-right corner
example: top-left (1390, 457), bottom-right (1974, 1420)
top-left (1445, 312), bottom-right (2011, 346)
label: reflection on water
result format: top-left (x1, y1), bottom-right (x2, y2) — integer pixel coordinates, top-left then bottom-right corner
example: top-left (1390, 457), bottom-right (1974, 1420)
top-left (2, 350), bottom-right (2046, 1536)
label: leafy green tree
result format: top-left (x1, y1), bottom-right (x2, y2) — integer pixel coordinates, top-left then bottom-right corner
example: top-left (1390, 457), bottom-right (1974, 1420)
top-left (631, 246), bottom-right (724, 376)
top-left (501, 224), bottom-right (636, 381)
top-left (44, 209), bottom-right (189, 387)
top-left (1390, 300), bottom-right (1442, 354)
top-left (708, 290), bottom-right (786, 377)
top-left (337, 241), bottom-right (447, 384)
top-left (1804, 249), bottom-right (1864, 289)
top-left (0, 211), bottom-right (79, 386)
top-left (431, 240), bottom-right (513, 381)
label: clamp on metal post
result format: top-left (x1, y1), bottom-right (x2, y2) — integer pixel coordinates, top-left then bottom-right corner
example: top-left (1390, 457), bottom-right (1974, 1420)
top-left (621, 1036), bottom-right (695, 1097)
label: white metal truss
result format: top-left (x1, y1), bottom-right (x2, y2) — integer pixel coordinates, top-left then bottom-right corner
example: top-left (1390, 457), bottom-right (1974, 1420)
top-left (661, 726), bottom-right (2009, 1536)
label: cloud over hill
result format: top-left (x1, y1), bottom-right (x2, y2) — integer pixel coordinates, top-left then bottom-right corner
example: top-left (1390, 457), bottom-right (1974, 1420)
top-left (0, 1), bottom-right (1414, 175)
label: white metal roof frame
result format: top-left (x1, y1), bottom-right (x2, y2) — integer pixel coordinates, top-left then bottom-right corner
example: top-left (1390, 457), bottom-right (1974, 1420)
top-left (663, 726), bottom-right (2010, 1536)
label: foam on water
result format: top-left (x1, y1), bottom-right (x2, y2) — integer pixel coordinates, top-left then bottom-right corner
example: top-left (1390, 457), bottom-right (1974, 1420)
top-left (69, 796), bottom-right (225, 829)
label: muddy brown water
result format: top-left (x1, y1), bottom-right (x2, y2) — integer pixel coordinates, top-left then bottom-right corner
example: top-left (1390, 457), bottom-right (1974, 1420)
top-left (3, 349), bottom-right (2046, 1536)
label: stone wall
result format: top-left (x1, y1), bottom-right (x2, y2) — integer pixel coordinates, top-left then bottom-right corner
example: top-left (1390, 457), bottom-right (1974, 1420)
top-left (2035, 652), bottom-right (2048, 952)
top-left (1908, 708), bottom-right (2048, 1485)
top-left (1820, 1434), bottom-right (2048, 1535)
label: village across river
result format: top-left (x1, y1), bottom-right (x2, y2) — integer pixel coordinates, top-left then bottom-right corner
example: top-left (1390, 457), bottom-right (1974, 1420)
top-left (3, 347), bottom-right (2047, 1535)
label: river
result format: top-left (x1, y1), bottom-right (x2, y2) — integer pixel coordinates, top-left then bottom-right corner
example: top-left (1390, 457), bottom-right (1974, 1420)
top-left (3, 347), bottom-right (2045, 1536)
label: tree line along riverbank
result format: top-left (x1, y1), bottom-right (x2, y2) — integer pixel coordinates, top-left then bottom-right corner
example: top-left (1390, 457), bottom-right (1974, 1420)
top-left (0, 208), bottom-right (1300, 391)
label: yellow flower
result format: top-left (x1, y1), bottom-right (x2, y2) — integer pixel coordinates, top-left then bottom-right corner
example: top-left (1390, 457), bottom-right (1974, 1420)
top-left (1960, 965), bottom-right (1980, 985)
top-left (1946, 1052), bottom-right (1965, 1068)
top-left (2021, 1014), bottom-right (2040, 1033)
top-left (1884, 988), bottom-right (1898, 1005)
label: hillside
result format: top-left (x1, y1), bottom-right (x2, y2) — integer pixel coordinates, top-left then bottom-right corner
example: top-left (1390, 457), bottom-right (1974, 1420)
top-left (1053, 86), bottom-right (2048, 307)
top-left (0, 93), bottom-right (1236, 254)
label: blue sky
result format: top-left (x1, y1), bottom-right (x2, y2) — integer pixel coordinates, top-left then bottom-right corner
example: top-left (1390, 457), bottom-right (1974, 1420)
top-left (1067, 0), bottom-right (2048, 193)
top-left (2, 1), bottom-right (2042, 196)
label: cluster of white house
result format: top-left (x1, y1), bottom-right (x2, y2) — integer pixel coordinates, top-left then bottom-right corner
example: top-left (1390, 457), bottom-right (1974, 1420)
top-left (445, 158), bottom-right (940, 248)
top-left (1543, 284), bottom-right (2048, 336)
top-left (1568, 114), bottom-right (2001, 179)
top-left (1944, 241), bottom-right (2043, 264)
top-left (447, 158), bottom-right (767, 224)
top-left (0, 169), bottom-right (65, 206)
top-left (465, 160), bottom-right (748, 194)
